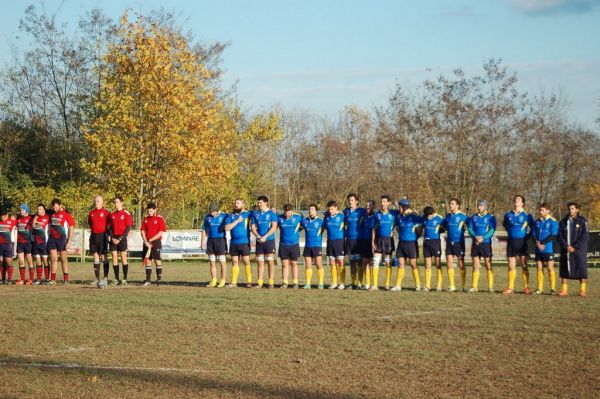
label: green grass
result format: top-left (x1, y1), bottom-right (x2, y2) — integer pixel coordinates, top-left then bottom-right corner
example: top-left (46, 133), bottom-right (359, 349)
top-left (1, 260), bottom-right (599, 398)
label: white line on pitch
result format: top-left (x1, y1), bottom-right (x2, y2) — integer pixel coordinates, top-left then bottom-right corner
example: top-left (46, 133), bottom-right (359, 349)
top-left (0, 360), bottom-right (208, 374)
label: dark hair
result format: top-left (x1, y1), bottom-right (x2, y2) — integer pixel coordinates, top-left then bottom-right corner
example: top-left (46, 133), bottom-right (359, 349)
top-left (283, 203), bottom-right (293, 212)
top-left (308, 203), bottom-right (318, 211)
top-left (0, 208), bottom-right (8, 216)
top-left (366, 200), bottom-right (375, 207)
top-left (37, 203), bottom-right (46, 210)
top-left (147, 202), bottom-right (157, 209)
top-left (347, 193), bottom-right (358, 201)
top-left (567, 201), bottom-right (580, 209)
top-left (539, 202), bottom-right (551, 210)
top-left (51, 198), bottom-right (61, 206)
top-left (257, 195), bottom-right (269, 203)
top-left (115, 196), bottom-right (124, 203)
top-left (449, 198), bottom-right (461, 206)
top-left (423, 206), bottom-right (435, 216)
top-left (326, 200), bottom-right (338, 208)
top-left (514, 195), bottom-right (525, 204)
top-left (380, 195), bottom-right (391, 201)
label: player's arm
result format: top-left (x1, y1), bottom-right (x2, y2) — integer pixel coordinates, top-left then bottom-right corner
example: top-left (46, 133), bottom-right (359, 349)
top-left (148, 219), bottom-right (166, 243)
top-left (466, 218), bottom-right (476, 239)
top-left (224, 214), bottom-right (242, 231)
top-left (261, 220), bottom-right (278, 241)
top-left (66, 216), bottom-right (76, 249)
top-left (371, 223), bottom-right (377, 252)
top-left (483, 217), bottom-right (496, 241)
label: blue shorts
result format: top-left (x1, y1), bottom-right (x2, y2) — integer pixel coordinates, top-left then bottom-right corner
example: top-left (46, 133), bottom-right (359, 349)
top-left (535, 253), bottom-right (554, 262)
top-left (345, 239), bottom-right (361, 255)
top-left (16, 242), bottom-right (32, 255)
top-left (255, 240), bottom-right (276, 256)
top-left (32, 243), bottom-right (48, 256)
top-left (423, 239), bottom-right (442, 258)
top-left (471, 242), bottom-right (493, 258)
top-left (507, 238), bottom-right (528, 257)
top-left (47, 236), bottom-right (67, 252)
top-left (374, 236), bottom-right (393, 255)
top-left (396, 240), bottom-right (418, 259)
top-left (326, 239), bottom-right (345, 258)
top-left (230, 243), bottom-right (250, 257)
top-left (359, 239), bottom-right (373, 259)
top-left (279, 244), bottom-right (300, 261)
top-left (303, 246), bottom-right (322, 258)
top-left (0, 243), bottom-right (13, 258)
top-left (206, 237), bottom-right (227, 256)
top-left (445, 240), bottom-right (465, 257)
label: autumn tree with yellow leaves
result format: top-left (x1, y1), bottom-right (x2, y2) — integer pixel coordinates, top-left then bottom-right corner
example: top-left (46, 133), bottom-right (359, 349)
top-left (83, 12), bottom-right (282, 225)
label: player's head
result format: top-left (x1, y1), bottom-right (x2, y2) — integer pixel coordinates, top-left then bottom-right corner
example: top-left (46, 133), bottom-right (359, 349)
top-left (257, 195), bottom-right (269, 210)
top-left (19, 204), bottom-right (30, 216)
top-left (567, 201), bottom-right (579, 217)
top-left (0, 208), bottom-right (8, 220)
top-left (37, 204), bottom-right (46, 216)
top-left (147, 202), bottom-right (157, 216)
top-left (51, 198), bottom-right (62, 212)
top-left (423, 206), bottom-right (435, 218)
top-left (380, 195), bottom-right (391, 210)
top-left (209, 202), bottom-right (219, 216)
top-left (513, 195), bottom-right (525, 209)
top-left (347, 193), bottom-right (358, 208)
top-left (234, 198), bottom-right (245, 212)
top-left (449, 198), bottom-right (460, 212)
top-left (308, 204), bottom-right (318, 218)
top-left (114, 196), bottom-right (124, 210)
top-left (283, 203), bottom-right (293, 218)
top-left (365, 200), bottom-right (375, 215)
top-left (539, 202), bottom-right (551, 218)
top-left (327, 200), bottom-right (338, 214)
top-left (477, 199), bottom-right (488, 213)
top-left (398, 198), bottom-right (410, 212)
top-left (94, 195), bottom-right (104, 209)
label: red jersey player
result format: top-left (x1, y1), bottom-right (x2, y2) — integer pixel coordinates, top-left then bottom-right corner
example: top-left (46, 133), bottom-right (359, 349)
top-left (47, 199), bottom-right (75, 284)
top-left (88, 195), bottom-right (111, 286)
top-left (31, 204), bottom-right (51, 284)
top-left (141, 202), bottom-right (167, 286)
top-left (0, 208), bottom-right (18, 284)
top-left (108, 196), bottom-right (134, 285)
top-left (16, 204), bottom-right (35, 285)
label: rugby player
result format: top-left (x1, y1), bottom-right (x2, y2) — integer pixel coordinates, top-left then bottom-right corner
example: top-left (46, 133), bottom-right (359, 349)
top-left (392, 199), bottom-right (423, 291)
top-left (251, 196), bottom-right (278, 289)
top-left (557, 202), bottom-right (589, 297)
top-left (88, 196), bottom-right (110, 285)
top-left (108, 196), bottom-right (134, 285)
top-left (358, 200), bottom-right (376, 289)
top-left (31, 204), bottom-right (50, 283)
top-left (467, 200), bottom-right (496, 293)
top-left (422, 206), bottom-right (444, 292)
top-left (441, 198), bottom-right (468, 292)
top-left (15, 204), bottom-right (35, 285)
top-left (200, 203), bottom-right (228, 288)
top-left (531, 203), bottom-right (559, 294)
top-left (323, 200), bottom-right (345, 289)
top-left (47, 199), bottom-right (75, 284)
top-left (278, 204), bottom-right (303, 288)
top-left (502, 195), bottom-right (535, 294)
top-left (0, 208), bottom-right (17, 284)
top-left (343, 193), bottom-right (366, 290)
top-left (224, 199), bottom-right (253, 288)
top-left (300, 204), bottom-right (325, 289)
top-left (371, 195), bottom-right (395, 291)
top-left (141, 202), bottom-right (167, 286)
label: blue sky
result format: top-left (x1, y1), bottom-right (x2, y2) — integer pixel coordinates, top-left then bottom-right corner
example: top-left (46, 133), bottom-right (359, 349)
top-left (1, 0), bottom-right (599, 128)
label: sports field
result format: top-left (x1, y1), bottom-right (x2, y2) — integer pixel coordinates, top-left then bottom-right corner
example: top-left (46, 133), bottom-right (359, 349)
top-left (1, 260), bottom-right (598, 398)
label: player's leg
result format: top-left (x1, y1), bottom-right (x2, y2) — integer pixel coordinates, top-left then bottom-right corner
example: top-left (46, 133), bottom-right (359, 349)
top-left (217, 253), bottom-right (227, 288)
top-left (290, 258), bottom-right (299, 288)
top-left (391, 256), bottom-right (404, 291)
top-left (446, 254), bottom-right (456, 291)
top-left (281, 258), bottom-right (290, 288)
top-left (328, 255), bottom-right (338, 289)
top-left (370, 252), bottom-right (382, 291)
top-left (92, 250), bottom-right (102, 285)
top-left (470, 255), bottom-right (481, 292)
top-left (25, 251), bottom-right (34, 284)
top-left (424, 256), bottom-right (432, 291)
top-left (336, 256), bottom-right (345, 289)
top-left (154, 249), bottom-right (163, 286)
top-left (59, 249), bottom-right (69, 283)
top-left (303, 255), bottom-right (313, 289)
top-left (484, 256), bottom-right (494, 292)
top-left (362, 257), bottom-right (371, 289)
top-left (16, 250), bottom-right (26, 285)
top-left (349, 252), bottom-right (358, 289)
top-left (49, 248), bottom-right (59, 284)
top-left (457, 248), bottom-right (467, 291)
top-left (242, 254), bottom-right (252, 287)
top-left (579, 278), bottom-right (587, 297)
top-left (505, 256), bottom-right (517, 294)
top-left (227, 253), bottom-right (240, 288)
top-left (266, 254), bottom-right (275, 288)
top-left (0, 257), bottom-right (5, 283)
top-left (120, 250), bottom-right (129, 285)
top-left (410, 258), bottom-right (421, 290)
top-left (33, 253), bottom-right (43, 284)
top-left (315, 254), bottom-right (325, 289)
top-left (256, 253), bottom-right (265, 288)
top-left (535, 260), bottom-right (544, 294)
top-left (547, 259), bottom-right (556, 294)
top-left (519, 254), bottom-right (531, 294)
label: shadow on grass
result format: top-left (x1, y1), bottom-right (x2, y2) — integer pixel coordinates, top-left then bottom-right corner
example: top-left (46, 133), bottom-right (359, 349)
top-left (0, 354), bottom-right (359, 398)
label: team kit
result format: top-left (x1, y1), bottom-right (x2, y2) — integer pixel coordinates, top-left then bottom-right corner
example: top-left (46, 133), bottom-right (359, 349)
top-left (0, 193), bottom-right (589, 296)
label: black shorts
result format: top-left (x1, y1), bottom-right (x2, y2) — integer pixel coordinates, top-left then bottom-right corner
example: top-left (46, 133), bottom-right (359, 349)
top-left (326, 239), bottom-right (345, 258)
top-left (0, 243), bottom-right (13, 258)
top-left (206, 237), bottom-right (227, 256)
top-left (230, 243), bottom-right (250, 257)
top-left (359, 239), bottom-right (373, 259)
top-left (396, 240), bottom-right (418, 259)
top-left (144, 241), bottom-right (162, 261)
top-left (279, 244), bottom-right (300, 261)
top-left (445, 240), bottom-right (465, 257)
top-left (255, 240), bottom-right (276, 256)
top-left (47, 236), bottom-right (67, 252)
top-left (32, 242), bottom-right (48, 256)
top-left (345, 239), bottom-right (361, 255)
top-left (471, 242), bottom-right (493, 258)
top-left (109, 236), bottom-right (128, 252)
top-left (303, 246), bottom-right (322, 258)
top-left (16, 242), bottom-right (32, 255)
top-left (89, 233), bottom-right (108, 254)
top-left (507, 238), bottom-right (528, 257)
top-left (374, 236), bottom-right (393, 255)
top-left (423, 239), bottom-right (442, 258)
top-left (535, 253), bottom-right (554, 262)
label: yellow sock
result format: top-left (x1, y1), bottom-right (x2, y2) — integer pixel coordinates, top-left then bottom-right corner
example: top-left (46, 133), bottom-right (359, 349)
top-left (447, 267), bottom-right (455, 288)
top-left (436, 269), bottom-right (443, 290)
top-left (338, 265), bottom-right (346, 285)
top-left (487, 270), bottom-right (494, 291)
top-left (317, 268), bottom-right (325, 286)
top-left (425, 268), bottom-right (432, 289)
top-left (209, 278), bottom-right (217, 287)
top-left (330, 265), bottom-right (338, 286)
top-left (395, 267), bottom-right (405, 287)
top-left (385, 266), bottom-right (392, 288)
top-left (357, 267), bottom-right (364, 286)
top-left (561, 281), bottom-right (568, 293)
top-left (460, 268), bottom-right (467, 288)
top-left (580, 282), bottom-right (587, 293)
top-left (549, 270), bottom-right (556, 291)
top-left (412, 268), bottom-right (421, 288)
top-left (537, 270), bottom-right (544, 291)
top-left (292, 278), bottom-right (298, 285)
top-left (305, 268), bottom-right (313, 285)
top-left (372, 266), bottom-right (379, 288)
top-left (522, 268), bottom-right (530, 289)
top-left (508, 269), bottom-right (516, 290)
top-left (472, 270), bottom-right (480, 290)
top-left (244, 264), bottom-right (252, 283)
top-left (283, 279), bottom-right (289, 285)
top-left (365, 267), bottom-right (371, 286)
top-left (231, 265), bottom-right (240, 285)
top-left (218, 278), bottom-right (226, 287)
top-left (268, 278), bottom-right (274, 286)
top-left (351, 268), bottom-right (358, 286)
top-left (257, 279), bottom-right (263, 287)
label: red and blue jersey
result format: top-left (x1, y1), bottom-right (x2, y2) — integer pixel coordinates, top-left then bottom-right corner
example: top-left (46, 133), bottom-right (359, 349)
top-left (17, 215), bottom-right (33, 244)
top-left (301, 216), bottom-right (324, 248)
top-left (442, 211), bottom-right (468, 243)
top-left (49, 210), bottom-right (75, 239)
top-left (343, 207), bottom-right (366, 240)
top-left (467, 212), bottom-right (497, 243)
top-left (0, 218), bottom-right (17, 245)
top-left (225, 211), bottom-right (252, 245)
top-left (202, 212), bottom-right (228, 239)
top-left (32, 215), bottom-right (50, 244)
top-left (278, 213), bottom-right (303, 246)
top-left (323, 211), bottom-right (345, 241)
top-left (503, 210), bottom-right (534, 240)
top-left (532, 216), bottom-right (559, 254)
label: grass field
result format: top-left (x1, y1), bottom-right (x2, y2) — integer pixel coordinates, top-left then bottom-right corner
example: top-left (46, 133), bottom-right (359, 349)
top-left (1, 259), bottom-right (599, 398)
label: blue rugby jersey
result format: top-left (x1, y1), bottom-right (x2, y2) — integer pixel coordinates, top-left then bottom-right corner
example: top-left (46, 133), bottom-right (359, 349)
top-left (251, 209), bottom-right (278, 241)
top-left (225, 211), bottom-right (252, 244)
top-left (395, 212), bottom-right (424, 242)
top-left (202, 212), bottom-right (228, 238)
top-left (323, 211), bottom-right (345, 241)
top-left (374, 210), bottom-right (395, 238)
top-left (467, 212), bottom-right (497, 243)
top-left (301, 216), bottom-right (324, 248)
top-left (278, 213), bottom-right (303, 246)
top-left (423, 214), bottom-right (444, 240)
top-left (503, 210), bottom-right (534, 239)
top-left (343, 207), bottom-right (366, 240)
top-left (532, 216), bottom-right (559, 254)
top-left (441, 211), bottom-right (468, 243)
top-left (359, 213), bottom-right (377, 240)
